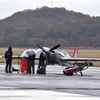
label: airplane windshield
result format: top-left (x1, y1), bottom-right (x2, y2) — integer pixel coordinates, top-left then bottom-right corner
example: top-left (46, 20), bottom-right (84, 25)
top-left (60, 51), bottom-right (71, 58)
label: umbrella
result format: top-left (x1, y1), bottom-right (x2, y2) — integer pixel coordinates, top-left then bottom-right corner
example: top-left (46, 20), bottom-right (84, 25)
top-left (26, 50), bottom-right (35, 56)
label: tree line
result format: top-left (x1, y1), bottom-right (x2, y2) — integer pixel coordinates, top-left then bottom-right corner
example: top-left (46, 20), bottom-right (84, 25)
top-left (0, 6), bottom-right (100, 48)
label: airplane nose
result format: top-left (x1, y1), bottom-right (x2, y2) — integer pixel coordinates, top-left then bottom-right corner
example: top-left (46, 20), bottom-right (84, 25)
top-left (45, 51), bottom-right (50, 55)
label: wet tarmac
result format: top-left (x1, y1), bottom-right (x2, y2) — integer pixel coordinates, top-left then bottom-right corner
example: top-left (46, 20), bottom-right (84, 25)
top-left (0, 64), bottom-right (100, 100)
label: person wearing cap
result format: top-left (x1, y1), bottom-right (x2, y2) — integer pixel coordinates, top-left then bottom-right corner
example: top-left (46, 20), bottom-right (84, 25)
top-left (5, 47), bottom-right (13, 73)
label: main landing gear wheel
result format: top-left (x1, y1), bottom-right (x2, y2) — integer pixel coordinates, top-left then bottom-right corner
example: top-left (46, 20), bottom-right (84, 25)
top-left (66, 72), bottom-right (73, 76)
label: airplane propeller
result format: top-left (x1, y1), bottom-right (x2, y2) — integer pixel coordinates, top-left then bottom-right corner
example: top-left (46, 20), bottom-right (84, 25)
top-left (35, 44), bottom-right (61, 52)
top-left (35, 44), bottom-right (61, 65)
top-left (35, 44), bottom-right (45, 52)
top-left (50, 44), bottom-right (61, 51)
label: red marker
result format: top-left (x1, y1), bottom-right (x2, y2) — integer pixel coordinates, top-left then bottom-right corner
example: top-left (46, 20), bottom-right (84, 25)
top-left (58, 44), bottom-right (61, 46)
top-left (35, 44), bottom-right (37, 46)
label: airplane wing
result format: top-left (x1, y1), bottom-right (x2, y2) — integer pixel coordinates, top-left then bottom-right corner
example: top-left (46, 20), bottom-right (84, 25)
top-left (61, 58), bottom-right (100, 62)
top-left (60, 58), bottom-right (100, 66)
top-left (0, 55), bottom-right (23, 59)
top-left (0, 55), bottom-right (4, 58)
top-left (1, 55), bottom-right (39, 60)
top-left (12, 56), bottom-right (39, 60)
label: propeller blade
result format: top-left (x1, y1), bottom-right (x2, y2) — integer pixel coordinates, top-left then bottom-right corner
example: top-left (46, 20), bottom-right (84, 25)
top-left (35, 44), bottom-right (45, 51)
top-left (50, 44), bottom-right (61, 51)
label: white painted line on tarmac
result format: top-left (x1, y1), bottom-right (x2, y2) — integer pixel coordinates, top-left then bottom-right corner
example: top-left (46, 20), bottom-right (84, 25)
top-left (0, 90), bottom-right (99, 100)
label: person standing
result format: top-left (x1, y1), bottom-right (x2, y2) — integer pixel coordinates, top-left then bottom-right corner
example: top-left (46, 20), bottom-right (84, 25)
top-left (29, 54), bottom-right (36, 74)
top-left (5, 47), bottom-right (13, 73)
top-left (38, 52), bottom-right (46, 69)
top-left (37, 51), bottom-right (48, 74)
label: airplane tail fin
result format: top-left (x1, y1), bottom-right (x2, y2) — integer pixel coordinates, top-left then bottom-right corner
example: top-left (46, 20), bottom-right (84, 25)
top-left (73, 48), bottom-right (78, 58)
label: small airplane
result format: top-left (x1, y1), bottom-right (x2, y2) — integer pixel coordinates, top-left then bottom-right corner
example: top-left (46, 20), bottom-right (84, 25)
top-left (1, 44), bottom-right (100, 76)
top-left (35, 44), bottom-right (100, 76)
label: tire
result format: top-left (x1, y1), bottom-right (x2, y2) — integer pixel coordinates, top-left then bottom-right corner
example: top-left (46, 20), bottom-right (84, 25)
top-left (66, 73), bottom-right (69, 76)
top-left (69, 72), bottom-right (73, 76)
top-left (63, 71), bottom-right (66, 75)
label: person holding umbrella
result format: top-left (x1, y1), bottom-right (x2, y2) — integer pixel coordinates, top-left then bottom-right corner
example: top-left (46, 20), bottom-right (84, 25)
top-left (26, 50), bottom-right (36, 74)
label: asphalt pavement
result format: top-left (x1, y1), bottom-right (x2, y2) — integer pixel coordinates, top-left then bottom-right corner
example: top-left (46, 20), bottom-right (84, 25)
top-left (0, 64), bottom-right (100, 100)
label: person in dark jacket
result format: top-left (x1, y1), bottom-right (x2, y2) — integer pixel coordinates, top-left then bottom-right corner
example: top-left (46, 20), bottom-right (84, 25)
top-left (38, 52), bottom-right (47, 69)
top-left (29, 54), bottom-right (36, 74)
top-left (5, 47), bottom-right (13, 73)
top-left (37, 51), bottom-right (48, 73)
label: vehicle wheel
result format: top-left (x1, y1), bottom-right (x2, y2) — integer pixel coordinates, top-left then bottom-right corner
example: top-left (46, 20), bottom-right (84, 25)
top-left (66, 73), bottom-right (69, 76)
top-left (69, 72), bottom-right (73, 76)
top-left (63, 71), bottom-right (66, 75)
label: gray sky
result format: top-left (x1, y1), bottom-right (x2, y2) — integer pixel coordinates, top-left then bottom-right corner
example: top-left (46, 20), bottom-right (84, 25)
top-left (0, 0), bottom-right (100, 19)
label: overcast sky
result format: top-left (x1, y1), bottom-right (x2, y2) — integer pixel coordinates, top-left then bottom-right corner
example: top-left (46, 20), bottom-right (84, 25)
top-left (0, 0), bottom-right (100, 19)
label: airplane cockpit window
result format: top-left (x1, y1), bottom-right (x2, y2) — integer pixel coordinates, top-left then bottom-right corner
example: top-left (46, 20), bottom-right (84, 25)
top-left (60, 51), bottom-right (71, 58)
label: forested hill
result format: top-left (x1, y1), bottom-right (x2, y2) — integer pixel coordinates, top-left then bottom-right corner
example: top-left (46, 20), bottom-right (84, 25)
top-left (0, 6), bottom-right (100, 48)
